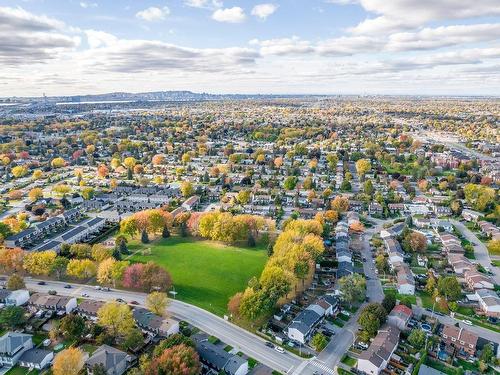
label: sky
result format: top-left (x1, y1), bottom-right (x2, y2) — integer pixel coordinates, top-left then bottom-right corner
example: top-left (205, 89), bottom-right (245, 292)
top-left (1, 0), bottom-right (500, 96)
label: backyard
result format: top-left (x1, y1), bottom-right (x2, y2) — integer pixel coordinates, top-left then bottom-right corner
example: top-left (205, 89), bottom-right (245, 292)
top-left (129, 236), bottom-right (268, 315)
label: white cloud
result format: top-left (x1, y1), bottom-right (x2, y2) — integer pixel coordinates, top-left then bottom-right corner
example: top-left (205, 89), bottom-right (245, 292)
top-left (251, 4), bottom-right (278, 20)
top-left (85, 29), bottom-right (118, 48)
top-left (212, 7), bottom-right (246, 23)
top-left (0, 6), bottom-right (79, 65)
top-left (387, 24), bottom-right (500, 51)
top-left (251, 37), bottom-right (313, 55)
top-left (80, 2), bottom-right (98, 9)
top-left (184, 0), bottom-right (222, 8)
top-left (345, 0), bottom-right (500, 34)
top-left (136, 6), bottom-right (170, 22)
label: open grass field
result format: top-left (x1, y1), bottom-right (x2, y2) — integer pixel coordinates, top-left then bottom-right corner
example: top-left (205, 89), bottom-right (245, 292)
top-left (129, 236), bottom-right (267, 316)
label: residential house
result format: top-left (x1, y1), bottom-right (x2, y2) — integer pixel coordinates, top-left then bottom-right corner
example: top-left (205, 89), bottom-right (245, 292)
top-left (28, 293), bottom-right (77, 314)
top-left (287, 309), bottom-right (322, 344)
top-left (387, 305), bottom-right (412, 330)
top-left (18, 348), bottom-right (53, 371)
top-left (196, 339), bottom-right (248, 375)
top-left (76, 300), bottom-right (105, 321)
top-left (441, 325), bottom-right (478, 357)
top-left (462, 209), bottom-right (482, 222)
top-left (132, 307), bottom-right (179, 338)
top-left (447, 254), bottom-right (474, 275)
top-left (357, 326), bottom-right (400, 375)
top-left (396, 264), bottom-right (415, 295)
top-left (86, 345), bottom-right (134, 375)
top-left (0, 332), bottom-right (33, 368)
top-left (464, 270), bottom-right (495, 290)
top-left (475, 289), bottom-right (500, 318)
top-left (0, 289), bottom-right (29, 306)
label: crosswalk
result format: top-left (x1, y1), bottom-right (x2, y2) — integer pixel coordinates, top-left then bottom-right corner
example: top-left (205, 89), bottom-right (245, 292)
top-left (309, 360), bottom-right (336, 375)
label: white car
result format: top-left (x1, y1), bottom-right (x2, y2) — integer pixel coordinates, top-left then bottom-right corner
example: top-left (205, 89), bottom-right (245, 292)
top-left (462, 319), bottom-right (473, 326)
top-left (274, 346), bottom-right (285, 354)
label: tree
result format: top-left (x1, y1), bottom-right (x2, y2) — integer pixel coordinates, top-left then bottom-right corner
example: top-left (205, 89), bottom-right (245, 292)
top-left (259, 265), bottom-right (292, 301)
top-left (450, 200), bottom-right (463, 216)
top-left (59, 314), bottom-right (85, 340)
top-left (227, 292), bottom-right (243, 317)
top-left (111, 260), bottom-right (129, 287)
top-left (52, 348), bottom-right (84, 375)
top-left (146, 344), bottom-right (201, 375)
top-left (311, 333), bottom-right (328, 351)
top-left (123, 263), bottom-right (145, 289)
top-left (124, 327), bottom-right (144, 350)
top-left (82, 187), bottom-right (95, 200)
top-left (331, 196), bottom-right (349, 213)
top-left (381, 294), bottom-right (396, 313)
top-left (486, 239), bottom-right (499, 256)
top-left (50, 157), bottom-right (66, 169)
top-left (97, 257), bottom-right (116, 285)
top-left (0, 306), bottom-right (26, 328)
top-left (463, 183), bottom-right (495, 212)
top-left (338, 274), bottom-right (366, 308)
top-left (153, 334), bottom-right (195, 357)
top-left (6, 274), bottom-right (25, 290)
top-left (437, 276), bottom-right (461, 301)
top-left (23, 250), bottom-right (57, 275)
top-left (90, 364), bottom-right (107, 375)
top-left (142, 262), bottom-right (172, 292)
top-left (91, 244), bottom-right (114, 262)
top-left (11, 165), bottom-right (28, 178)
top-left (66, 259), bottom-right (97, 279)
top-left (364, 180), bottom-right (374, 195)
top-left (404, 232), bottom-right (427, 253)
top-left (236, 190), bottom-right (251, 205)
top-left (480, 343), bottom-right (494, 364)
top-left (375, 254), bottom-right (389, 274)
top-left (97, 302), bottom-right (135, 337)
top-left (358, 303), bottom-right (387, 338)
top-left (355, 159), bottom-right (371, 178)
top-left (50, 257), bottom-right (69, 280)
top-left (152, 154), bottom-right (165, 165)
top-left (28, 187), bottom-right (43, 202)
top-left (0, 248), bottom-right (25, 272)
top-left (180, 181), bottom-right (194, 198)
top-left (97, 164), bottom-right (109, 178)
top-left (69, 243), bottom-right (92, 258)
top-left (408, 329), bottom-right (426, 349)
top-left (146, 292), bottom-right (169, 316)
top-left (283, 176), bottom-right (298, 190)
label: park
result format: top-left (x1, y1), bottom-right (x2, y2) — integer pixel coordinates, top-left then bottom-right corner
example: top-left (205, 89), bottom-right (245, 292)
top-left (128, 236), bottom-right (268, 316)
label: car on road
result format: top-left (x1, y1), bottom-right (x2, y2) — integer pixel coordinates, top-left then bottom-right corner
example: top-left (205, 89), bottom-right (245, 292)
top-left (81, 293), bottom-right (89, 297)
top-left (48, 290), bottom-right (57, 295)
top-left (64, 284), bottom-right (72, 289)
top-left (462, 319), bottom-right (473, 326)
top-left (116, 298), bottom-right (125, 303)
top-left (265, 341), bottom-right (274, 348)
top-left (274, 346), bottom-right (285, 354)
top-left (129, 301), bottom-right (139, 305)
top-left (95, 286), bottom-right (102, 290)
top-left (37, 281), bottom-right (46, 285)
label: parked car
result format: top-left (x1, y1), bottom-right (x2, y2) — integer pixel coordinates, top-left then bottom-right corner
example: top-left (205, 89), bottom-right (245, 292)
top-left (64, 284), bottom-right (72, 289)
top-left (265, 341), bottom-right (274, 348)
top-left (116, 298), bottom-right (125, 303)
top-left (129, 301), bottom-right (139, 305)
top-left (48, 290), bottom-right (57, 295)
top-left (462, 319), bottom-right (473, 326)
top-left (274, 346), bottom-right (285, 354)
top-left (37, 281), bottom-right (46, 285)
top-left (81, 293), bottom-right (89, 297)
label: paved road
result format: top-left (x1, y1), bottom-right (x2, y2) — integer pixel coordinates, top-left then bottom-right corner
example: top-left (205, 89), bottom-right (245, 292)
top-left (24, 278), bottom-right (303, 374)
top-left (413, 306), bottom-right (500, 345)
top-left (451, 219), bottom-right (500, 284)
top-left (298, 220), bottom-right (389, 375)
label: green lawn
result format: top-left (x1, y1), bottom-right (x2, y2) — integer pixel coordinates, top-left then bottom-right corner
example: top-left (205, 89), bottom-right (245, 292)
top-left (6, 367), bottom-right (38, 375)
top-left (416, 291), bottom-right (448, 313)
top-left (129, 237), bottom-right (268, 316)
top-left (383, 288), bottom-right (417, 306)
top-left (341, 355), bottom-right (357, 367)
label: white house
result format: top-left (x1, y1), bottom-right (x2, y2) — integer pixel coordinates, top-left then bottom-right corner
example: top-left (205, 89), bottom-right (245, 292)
top-left (476, 289), bottom-right (500, 318)
top-left (5, 290), bottom-right (30, 306)
top-left (397, 265), bottom-right (415, 295)
top-left (18, 348), bottom-right (54, 370)
top-left (357, 326), bottom-right (400, 375)
top-left (0, 332), bottom-right (33, 368)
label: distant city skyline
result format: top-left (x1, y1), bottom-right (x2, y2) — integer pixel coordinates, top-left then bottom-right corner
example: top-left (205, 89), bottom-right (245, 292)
top-left (1, 0), bottom-right (500, 96)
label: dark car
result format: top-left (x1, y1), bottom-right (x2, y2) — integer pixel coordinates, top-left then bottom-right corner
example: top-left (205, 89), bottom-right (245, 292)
top-left (37, 281), bottom-right (46, 285)
top-left (265, 342), bottom-right (274, 348)
top-left (64, 284), bottom-right (72, 289)
top-left (48, 290), bottom-right (57, 295)
top-left (129, 301), bottom-right (139, 305)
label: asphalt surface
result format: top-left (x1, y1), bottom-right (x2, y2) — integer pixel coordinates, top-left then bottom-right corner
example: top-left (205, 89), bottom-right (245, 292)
top-left (24, 278), bottom-right (303, 374)
top-left (451, 219), bottom-right (500, 284)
